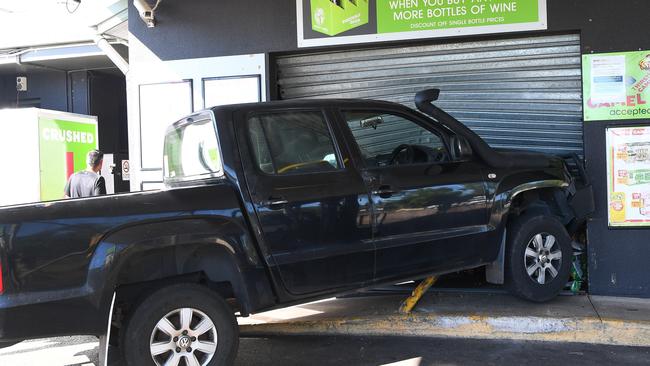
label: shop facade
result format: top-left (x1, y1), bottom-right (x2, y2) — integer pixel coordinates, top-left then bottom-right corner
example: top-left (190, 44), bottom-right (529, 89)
top-left (126, 0), bottom-right (650, 297)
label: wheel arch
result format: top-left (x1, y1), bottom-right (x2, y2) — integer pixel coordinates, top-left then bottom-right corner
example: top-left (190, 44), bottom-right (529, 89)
top-left (486, 180), bottom-right (573, 285)
top-left (507, 184), bottom-right (575, 227)
top-left (87, 216), bottom-right (275, 341)
top-left (112, 243), bottom-right (250, 310)
top-left (489, 178), bottom-right (574, 228)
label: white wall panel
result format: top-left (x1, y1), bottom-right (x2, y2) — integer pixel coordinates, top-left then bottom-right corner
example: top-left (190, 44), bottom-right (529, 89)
top-left (126, 35), bottom-right (267, 191)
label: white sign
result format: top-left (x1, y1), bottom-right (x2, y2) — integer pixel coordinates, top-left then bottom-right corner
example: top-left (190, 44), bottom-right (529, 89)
top-left (591, 56), bottom-right (627, 104)
top-left (203, 76), bottom-right (261, 108)
top-left (122, 160), bottom-right (130, 181)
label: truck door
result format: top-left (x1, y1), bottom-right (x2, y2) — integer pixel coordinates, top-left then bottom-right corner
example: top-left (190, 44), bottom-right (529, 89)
top-left (236, 108), bottom-right (374, 295)
top-left (339, 108), bottom-right (491, 282)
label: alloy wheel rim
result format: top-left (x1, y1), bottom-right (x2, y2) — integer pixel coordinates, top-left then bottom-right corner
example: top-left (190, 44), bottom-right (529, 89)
top-left (149, 307), bottom-right (218, 366)
top-left (524, 233), bottom-right (562, 285)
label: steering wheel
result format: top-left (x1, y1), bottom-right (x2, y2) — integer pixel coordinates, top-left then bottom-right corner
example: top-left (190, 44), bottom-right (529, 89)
top-left (430, 148), bottom-right (447, 163)
top-left (389, 144), bottom-right (415, 165)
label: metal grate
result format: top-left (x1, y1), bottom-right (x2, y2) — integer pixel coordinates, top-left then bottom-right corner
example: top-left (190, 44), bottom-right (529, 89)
top-left (276, 34), bottom-right (584, 156)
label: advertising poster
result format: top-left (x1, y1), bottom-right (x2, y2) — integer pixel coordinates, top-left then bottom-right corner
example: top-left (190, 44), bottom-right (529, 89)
top-left (583, 51), bottom-right (650, 121)
top-left (297, 0), bottom-right (547, 48)
top-left (39, 117), bottom-right (99, 201)
top-left (607, 126), bottom-right (650, 227)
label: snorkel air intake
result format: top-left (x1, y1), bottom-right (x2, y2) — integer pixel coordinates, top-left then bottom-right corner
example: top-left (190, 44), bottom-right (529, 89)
top-left (414, 89), bottom-right (551, 169)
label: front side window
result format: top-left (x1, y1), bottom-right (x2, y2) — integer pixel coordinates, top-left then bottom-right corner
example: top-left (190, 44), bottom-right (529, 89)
top-left (163, 118), bottom-right (222, 182)
top-left (344, 111), bottom-right (449, 167)
top-left (247, 111), bottom-right (341, 175)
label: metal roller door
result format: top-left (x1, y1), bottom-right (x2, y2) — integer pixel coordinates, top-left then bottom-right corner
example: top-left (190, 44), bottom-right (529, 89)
top-left (276, 34), bottom-right (583, 156)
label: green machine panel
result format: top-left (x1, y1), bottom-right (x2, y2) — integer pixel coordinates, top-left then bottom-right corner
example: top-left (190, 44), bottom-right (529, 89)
top-left (38, 117), bottom-right (99, 201)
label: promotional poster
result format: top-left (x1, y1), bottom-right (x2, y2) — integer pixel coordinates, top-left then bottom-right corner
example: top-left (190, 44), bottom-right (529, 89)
top-left (583, 51), bottom-right (650, 121)
top-left (607, 126), bottom-right (650, 227)
top-left (297, 0), bottom-right (547, 47)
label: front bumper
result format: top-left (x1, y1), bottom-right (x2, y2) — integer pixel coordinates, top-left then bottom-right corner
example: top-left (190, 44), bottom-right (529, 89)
top-left (569, 182), bottom-right (595, 222)
top-left (563, 155), bottom-right (595, 222)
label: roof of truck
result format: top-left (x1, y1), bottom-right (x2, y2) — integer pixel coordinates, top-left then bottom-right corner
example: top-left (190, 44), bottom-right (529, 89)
top-left (208, 98), bottom-right (411, 114)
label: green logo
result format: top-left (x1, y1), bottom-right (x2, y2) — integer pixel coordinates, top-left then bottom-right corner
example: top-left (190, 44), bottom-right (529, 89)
top-left (311, 0), bottom-right (369, 36)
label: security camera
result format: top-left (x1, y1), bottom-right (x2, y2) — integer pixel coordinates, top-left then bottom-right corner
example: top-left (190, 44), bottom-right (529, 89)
top-left (134, 0), bottom-right (156, 28)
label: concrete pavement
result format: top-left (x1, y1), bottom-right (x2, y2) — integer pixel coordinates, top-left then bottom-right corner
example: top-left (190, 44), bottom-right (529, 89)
top-left (2, 334), bottom-right (649, 365)
top-left (0, 336), bottom-right (100, 366)
top-left (239, 292), bottom-right (650, 347)
top-left (2, 291), bottom-right (650, 365)
top-left (235, 335), bottom-right (650, 366)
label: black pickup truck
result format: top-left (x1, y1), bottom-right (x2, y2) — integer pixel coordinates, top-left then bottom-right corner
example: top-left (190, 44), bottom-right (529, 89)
top-left (0, 90), bottom-right (592, 365)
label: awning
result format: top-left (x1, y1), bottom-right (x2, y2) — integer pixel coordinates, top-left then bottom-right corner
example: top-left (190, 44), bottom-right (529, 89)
top-left (0, 42), bottom-right (127, 74)
top-left (0, 0), bottom-right (128, 74)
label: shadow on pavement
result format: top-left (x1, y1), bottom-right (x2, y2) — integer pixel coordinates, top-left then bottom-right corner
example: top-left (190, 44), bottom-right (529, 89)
top-left (67, 345), bottom-right (123, 366)
top-left (66, 345), bottom-right (99, 366)
top-left (235, 335), bottom-right (650, 366)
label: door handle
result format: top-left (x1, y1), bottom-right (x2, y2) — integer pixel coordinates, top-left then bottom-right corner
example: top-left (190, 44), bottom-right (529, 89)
top-left (262, 197), bottom-right (289, 209)
top-left (372, 185), bottom-right (397, 199)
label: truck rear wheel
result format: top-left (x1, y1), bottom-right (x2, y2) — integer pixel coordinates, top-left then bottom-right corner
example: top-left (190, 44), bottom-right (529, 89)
top-left (121, 283), bottom-right (238, 366)
top-left (505, 214), bottom-right (572, 302)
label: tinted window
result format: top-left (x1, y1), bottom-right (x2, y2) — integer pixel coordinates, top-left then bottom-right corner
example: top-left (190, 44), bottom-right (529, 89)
top-left (344, 111), bottom-right (448, 167)
top-left (248, 111), bottom-right (341, 175)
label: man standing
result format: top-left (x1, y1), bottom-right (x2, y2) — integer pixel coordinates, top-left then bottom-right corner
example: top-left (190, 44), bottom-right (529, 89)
top-left (64, 149), bottom-right (107, 198)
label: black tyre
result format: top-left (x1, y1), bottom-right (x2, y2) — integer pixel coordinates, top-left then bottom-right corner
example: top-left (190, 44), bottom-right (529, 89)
top-left (121, 283), bottom-right (239, 366)
top-left (505, 214), bottom-right (572, 302)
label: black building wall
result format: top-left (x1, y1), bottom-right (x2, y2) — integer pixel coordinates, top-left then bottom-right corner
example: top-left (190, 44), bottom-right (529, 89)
top-left (0, 76), bottom-right (13, 107)
top-left (129, 0), bottom-right (650, 297)
top-left (90, 71), bottom-right (129, 154)
top-left (69, 70), bottom-right (90, 115)
top-left (128, 0), bottom-right (296, 61)
top-left (66, 70), bottom-right (128, 153)
top-left (0, 69), bottom-right (128, 157)
top-left (129, 0), bottom-right (649, 59)
top-left (551, 0), bottom-right (650, 297)
top-left (0, 70), bottom-right (68, 110)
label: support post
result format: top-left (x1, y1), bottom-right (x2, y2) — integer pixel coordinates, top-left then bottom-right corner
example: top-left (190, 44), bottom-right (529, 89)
top-left (399, 276), bottom-right (438, 314)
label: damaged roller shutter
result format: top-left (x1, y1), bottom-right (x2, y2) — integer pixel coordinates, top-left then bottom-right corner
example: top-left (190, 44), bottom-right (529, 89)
top-left (276, 34), bottom-right (583, 156)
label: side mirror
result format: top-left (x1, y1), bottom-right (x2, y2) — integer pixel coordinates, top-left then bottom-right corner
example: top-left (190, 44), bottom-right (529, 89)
top-left (451, 135), bottom-right (473, 160)
top-left (198, 140), bottom-right (222, 173)
top-left (360, 116), bottom-right (383, 129)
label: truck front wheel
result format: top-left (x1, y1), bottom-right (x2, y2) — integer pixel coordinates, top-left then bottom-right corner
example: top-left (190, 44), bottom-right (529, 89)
top-left (121, 283), bottom-right (239, 366)
top-left (505, 214), bottom-right (572, 302)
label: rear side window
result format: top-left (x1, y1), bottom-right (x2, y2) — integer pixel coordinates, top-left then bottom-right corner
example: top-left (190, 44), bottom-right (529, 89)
top-left (163, 118), bottom-right (222, 182)
top-left (247, 111), bottom-right (341, 175)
